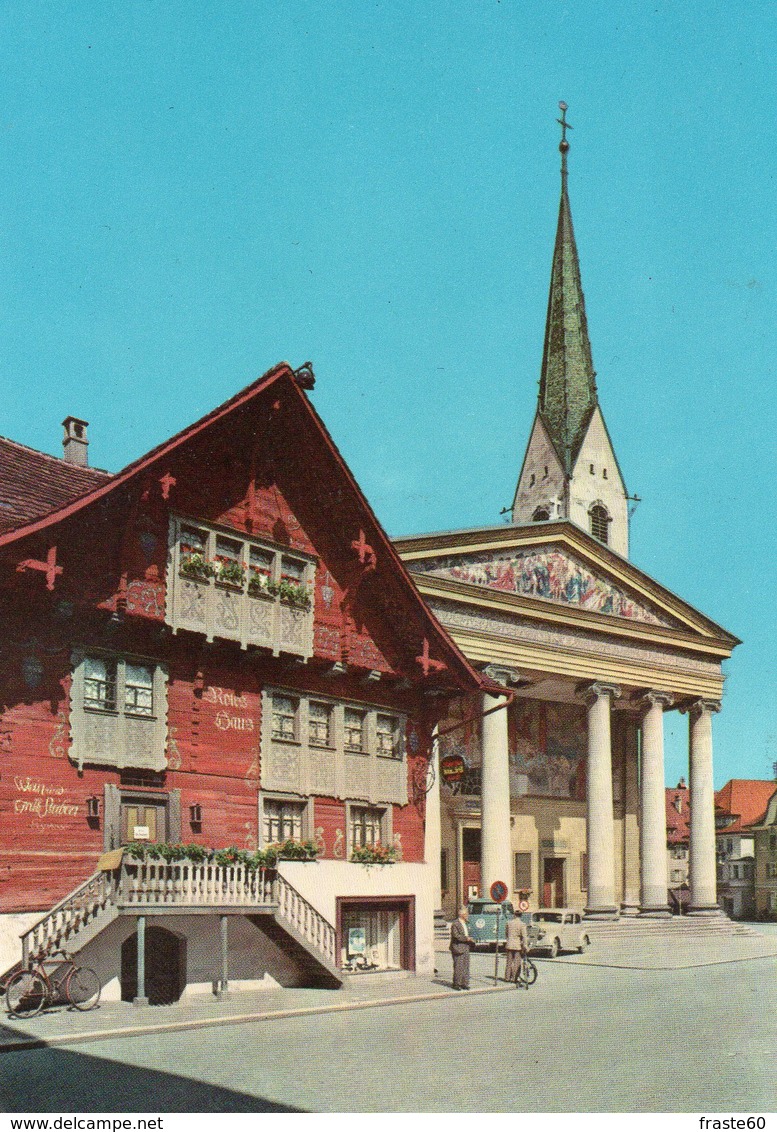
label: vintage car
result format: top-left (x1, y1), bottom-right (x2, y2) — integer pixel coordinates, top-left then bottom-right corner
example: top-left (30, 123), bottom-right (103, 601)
top-left (527, 909), bottom-right (591, 957)
top-left (466, 898), bottom-right (518, 948)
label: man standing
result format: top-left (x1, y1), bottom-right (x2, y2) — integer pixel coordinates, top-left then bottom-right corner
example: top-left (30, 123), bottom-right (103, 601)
top-left (450, 905), bottom-right (472, 990)
top-left (504, 913), bottom-right (529, 982)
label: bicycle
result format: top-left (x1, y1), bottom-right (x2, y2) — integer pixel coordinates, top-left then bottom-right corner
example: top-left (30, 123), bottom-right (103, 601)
top-left (5, 950), bottom-right (101, 1018)
top-left (513, 950), bottom-right (538, 990)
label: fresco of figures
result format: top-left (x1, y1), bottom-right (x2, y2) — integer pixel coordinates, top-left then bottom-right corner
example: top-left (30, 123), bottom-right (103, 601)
top-left (416, 546), bottom-right (670, 625)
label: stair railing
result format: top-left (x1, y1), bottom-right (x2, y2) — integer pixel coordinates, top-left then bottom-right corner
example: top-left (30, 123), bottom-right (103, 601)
top-left (273, 872), bottom-right (337, 965)
top-left (20, 868), bottom-right (114, 965)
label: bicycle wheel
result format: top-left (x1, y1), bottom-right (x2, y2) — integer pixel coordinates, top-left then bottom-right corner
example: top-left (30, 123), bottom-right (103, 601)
top-left (66, 966), bottom-right (101, 1011)
top-left (522, 958), bottom-right (538, 987)
top-left (6, 970), bottom-right (47, 1018)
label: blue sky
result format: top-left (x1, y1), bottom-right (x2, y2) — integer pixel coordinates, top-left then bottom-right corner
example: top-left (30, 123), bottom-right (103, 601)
top-left (1, 2), bottom-right (774, 788)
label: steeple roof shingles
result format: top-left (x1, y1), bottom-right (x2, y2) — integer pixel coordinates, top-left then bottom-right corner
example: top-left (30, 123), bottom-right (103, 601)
top-left (538, 151), bottom-right (598, 474)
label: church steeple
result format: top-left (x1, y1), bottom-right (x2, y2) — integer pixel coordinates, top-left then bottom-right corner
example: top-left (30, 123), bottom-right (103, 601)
top-left (512, 104), bottom-right (630, 558)
top-left (538, 103), bottom-right (597, 474)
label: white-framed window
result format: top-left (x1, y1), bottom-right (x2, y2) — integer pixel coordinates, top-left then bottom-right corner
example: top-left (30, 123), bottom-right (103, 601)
top-left (262, 796), bottom-right (307, 844)
top-left (271, 694), bottom-right (299, 742)
top-left (344, 708), bottom-right (367, 753)
top-left (308, 700), bottom-right (333, 748)
top-left (260, 689), bottom-right (408, 806)
top-left (375, 713), bottom-right (401, 759)
top-left (168, 517), bottom-right (315, 656)
top-left (70, 651), bottom-right (168, 772)
top-left (348, 805), bottom-right (386, 853)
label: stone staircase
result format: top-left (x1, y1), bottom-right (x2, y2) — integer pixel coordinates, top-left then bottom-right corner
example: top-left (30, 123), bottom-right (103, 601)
top-left (583, 913), bottom-right (760, 942)
top-left (1, 857), bottom-right (342, 991)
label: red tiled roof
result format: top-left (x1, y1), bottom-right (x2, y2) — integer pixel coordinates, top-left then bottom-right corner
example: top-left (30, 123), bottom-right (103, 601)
top-left (714, 779), bottom-right (776, 833)
top-left (0, 436), bottom-right (111, 535)
top-left (666, 784), bottom-right (690, 844)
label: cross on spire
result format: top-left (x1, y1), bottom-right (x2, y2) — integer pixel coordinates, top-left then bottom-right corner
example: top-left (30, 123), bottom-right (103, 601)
top-left (557, 101), bottom-right (572, 152)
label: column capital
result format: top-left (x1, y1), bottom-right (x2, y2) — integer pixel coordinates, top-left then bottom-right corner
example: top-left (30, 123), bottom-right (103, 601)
top-left (577, 680), bottom-right (621, 706)
top-left (482, 664), bottom-right (525, 687)
top-left (632, 689), bottom-right (674, 711)
top-left (679, 698), bottom-right (721, 718)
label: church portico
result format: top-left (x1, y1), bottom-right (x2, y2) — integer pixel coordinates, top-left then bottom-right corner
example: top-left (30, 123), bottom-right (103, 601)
top-left (400, 108), bottom-right (739, 933)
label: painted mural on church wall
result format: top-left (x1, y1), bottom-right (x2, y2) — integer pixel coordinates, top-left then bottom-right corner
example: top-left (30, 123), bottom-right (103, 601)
top-left (437, 696), bottom-right (589, 800)
top-left (511, 700), bottom-right (587, 800)
top-left (414, 546), bottom-right (672, 626)
top-left (436, 697), bottom-right (627, 802)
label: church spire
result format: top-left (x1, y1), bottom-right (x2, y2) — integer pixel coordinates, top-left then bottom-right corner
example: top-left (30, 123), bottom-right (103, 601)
top-left (538, 102), bottom-right (598, 474)
top-left (511, 105), bottom-right (630, 557)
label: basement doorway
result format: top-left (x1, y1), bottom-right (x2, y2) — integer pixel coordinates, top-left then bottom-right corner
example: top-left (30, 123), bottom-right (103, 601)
top-left (121, 925), bottom-right (187, 1004)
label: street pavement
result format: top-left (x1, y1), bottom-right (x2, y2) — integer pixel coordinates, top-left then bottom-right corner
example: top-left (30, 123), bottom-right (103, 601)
top-left (2, 927), bottom-right (777, 1113)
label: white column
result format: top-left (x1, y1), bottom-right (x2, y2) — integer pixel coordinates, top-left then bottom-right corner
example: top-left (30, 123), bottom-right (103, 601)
top-left (480, 690), bottom-right (513, 897)
top-left (424, 730), bottom-right (443, 910)
top-left (581, 682), bottom-right (620, 918)
top-left (686, 698), bottom-right (721, 913)
top-left (620, 718), bottom-right (640, 916)
top-left (637, 691), bottom-right (673, 916)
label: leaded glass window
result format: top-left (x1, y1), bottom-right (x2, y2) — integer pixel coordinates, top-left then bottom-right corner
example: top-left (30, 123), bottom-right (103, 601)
top-left (272, 695), bottom-right (298, 742)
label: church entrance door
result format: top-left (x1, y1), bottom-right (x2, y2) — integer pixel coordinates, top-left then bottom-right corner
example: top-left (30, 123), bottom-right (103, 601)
top-left (542, 857), bottom-right (565, 907)
top-left (462, 827), bottom-right (482, 902)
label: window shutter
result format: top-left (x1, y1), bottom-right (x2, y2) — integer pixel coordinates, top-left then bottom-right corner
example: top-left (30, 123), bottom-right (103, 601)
top-left (104, 783), bottom-right (121, 851)
top-left (168, 789), bottom-right (182, 843)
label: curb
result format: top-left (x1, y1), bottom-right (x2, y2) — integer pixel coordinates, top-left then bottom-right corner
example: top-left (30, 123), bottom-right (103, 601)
top-left (0, 980), bottom-right (515, 1055)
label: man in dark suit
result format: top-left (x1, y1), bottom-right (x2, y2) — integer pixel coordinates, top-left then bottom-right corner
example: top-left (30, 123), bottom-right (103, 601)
top-left (450, 905), bottom-right (472, 989)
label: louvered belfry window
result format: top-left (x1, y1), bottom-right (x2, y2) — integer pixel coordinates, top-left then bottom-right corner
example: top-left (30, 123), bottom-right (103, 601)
top-left (589, 504), bottom-right (610, 544)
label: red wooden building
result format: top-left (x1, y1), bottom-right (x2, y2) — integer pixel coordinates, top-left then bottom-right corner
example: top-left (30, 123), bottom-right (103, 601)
top-left (0, 362), bottom-right (487, 1003)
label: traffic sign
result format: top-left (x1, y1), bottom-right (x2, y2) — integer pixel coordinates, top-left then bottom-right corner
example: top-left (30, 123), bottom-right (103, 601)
top-left (489, 880), bottom-right (508, 903)
top-left (518, 899), bottom-right (530, 912)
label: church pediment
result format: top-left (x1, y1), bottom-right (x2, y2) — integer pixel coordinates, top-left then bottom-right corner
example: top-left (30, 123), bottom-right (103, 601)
top-left (411, 543), bottom-right (679, 627)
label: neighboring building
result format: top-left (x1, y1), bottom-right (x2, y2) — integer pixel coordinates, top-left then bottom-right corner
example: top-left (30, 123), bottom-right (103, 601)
top-left (396, 116), bottom-right (739, 922)
top-left (714, 779), bottom-right (776, 920)
top-left (0, 363), bottom-right (487, 999)
top-left (751, 790), bottom-right (777, 919)
top-left (666, 779), bottom-right (690, 912)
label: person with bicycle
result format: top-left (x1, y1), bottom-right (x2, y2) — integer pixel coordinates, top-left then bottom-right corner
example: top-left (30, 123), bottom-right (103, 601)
top-left (504, 913), bottom-right (529, 983)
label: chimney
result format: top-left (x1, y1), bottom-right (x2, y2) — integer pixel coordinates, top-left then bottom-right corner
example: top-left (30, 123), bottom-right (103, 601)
top-left (62, 416), bottom-right (89, 467)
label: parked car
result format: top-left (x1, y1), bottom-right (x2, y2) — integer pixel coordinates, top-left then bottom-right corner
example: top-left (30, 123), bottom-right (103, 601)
top-left (466, 898), bottom-right (518, 948)
top-left (527, 909), bottom-right (590, 957)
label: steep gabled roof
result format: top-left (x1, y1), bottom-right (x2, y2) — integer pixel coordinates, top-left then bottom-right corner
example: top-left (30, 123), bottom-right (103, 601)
top-left (0, 363), bottom-right (487, 695)
top-left (715, 779), bottom-right (777, 833)
top-left (0, 436), bottom-right (111, 535)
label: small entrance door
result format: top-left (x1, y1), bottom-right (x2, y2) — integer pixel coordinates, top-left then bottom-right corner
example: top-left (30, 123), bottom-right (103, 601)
top-left (542, 857), bottom-right (565, 907)
top-left (120, 796), bottom-right (167, 845)
top-left (462, 827), bottom-right (482, 902)
top-left (121, 926), bottom-right (186, 1004)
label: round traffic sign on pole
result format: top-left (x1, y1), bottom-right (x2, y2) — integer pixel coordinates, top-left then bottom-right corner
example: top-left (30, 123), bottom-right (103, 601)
top-left (489, 880), bottom-right (508, 903)
top-left (518, 899), bottom-right (529, 912)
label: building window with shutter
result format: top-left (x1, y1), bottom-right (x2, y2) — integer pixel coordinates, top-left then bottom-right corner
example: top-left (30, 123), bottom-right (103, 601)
top-left (70, 651), bottom-right (168, 772)
top-left (580, 852), bottom-right (589, 891)
top-left (589, 503), bottom-right (610, 544)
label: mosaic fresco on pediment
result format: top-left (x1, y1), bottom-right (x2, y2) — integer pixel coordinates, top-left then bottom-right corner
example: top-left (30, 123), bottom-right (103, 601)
top-left (414, 545), bottom-right (673, 626)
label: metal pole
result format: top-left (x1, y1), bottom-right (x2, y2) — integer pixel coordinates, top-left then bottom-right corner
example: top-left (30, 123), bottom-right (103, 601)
top-left (134, 915), bottom-right (148, 1006)
top-left (493, 906), bottom-right (501, 985)
top-left (217, 915), bottom-right (229, 999)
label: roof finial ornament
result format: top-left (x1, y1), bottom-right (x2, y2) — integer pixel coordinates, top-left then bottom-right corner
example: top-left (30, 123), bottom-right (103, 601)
top-left (557, 101), bottom-right (572, 154)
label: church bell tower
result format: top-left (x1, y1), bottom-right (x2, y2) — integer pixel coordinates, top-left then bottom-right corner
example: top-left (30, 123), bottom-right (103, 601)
top-left (511, 104), bottom-right (630, 558)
